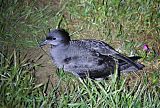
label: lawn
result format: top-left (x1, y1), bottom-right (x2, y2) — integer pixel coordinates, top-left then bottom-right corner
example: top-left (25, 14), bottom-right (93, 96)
top-left (0, 0), bottom-right (160, 107)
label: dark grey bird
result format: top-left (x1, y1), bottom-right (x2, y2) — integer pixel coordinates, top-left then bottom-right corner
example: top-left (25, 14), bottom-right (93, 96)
top-left (40, 29), bottom-right (144, 79)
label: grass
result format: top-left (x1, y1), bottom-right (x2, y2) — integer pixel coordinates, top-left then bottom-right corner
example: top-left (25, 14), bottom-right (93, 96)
top-left (0, 0), bottom-right (160, 107)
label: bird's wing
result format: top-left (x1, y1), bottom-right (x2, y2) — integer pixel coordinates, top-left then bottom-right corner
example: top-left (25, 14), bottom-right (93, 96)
top-left (81, 39), bottom-right (141, 70)
top-left (64, 52), bottom-right (115, 78)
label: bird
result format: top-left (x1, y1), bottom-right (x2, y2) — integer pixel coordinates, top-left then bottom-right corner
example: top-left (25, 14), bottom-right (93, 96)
top-left (39, 28), bottom-right (144, 79)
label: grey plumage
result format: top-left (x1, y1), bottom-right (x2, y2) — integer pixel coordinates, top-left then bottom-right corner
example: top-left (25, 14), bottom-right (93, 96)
top-left (40, 29), bottom-right (144, 79)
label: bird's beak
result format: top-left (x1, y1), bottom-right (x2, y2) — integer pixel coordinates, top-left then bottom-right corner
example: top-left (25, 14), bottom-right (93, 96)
top-left (39, 40), bottom-right (48, 47)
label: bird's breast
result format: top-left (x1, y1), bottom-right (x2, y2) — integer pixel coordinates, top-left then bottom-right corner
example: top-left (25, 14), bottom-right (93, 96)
top-left (50, 47), bottom-right (68, 68)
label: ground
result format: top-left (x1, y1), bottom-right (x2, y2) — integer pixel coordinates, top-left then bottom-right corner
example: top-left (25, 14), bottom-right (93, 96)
top-left (1, 0), bottom-right (160, 107)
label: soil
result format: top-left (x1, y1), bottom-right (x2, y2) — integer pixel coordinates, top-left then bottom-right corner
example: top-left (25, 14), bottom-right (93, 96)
top-left (26, 46), bottom-right (59, 90)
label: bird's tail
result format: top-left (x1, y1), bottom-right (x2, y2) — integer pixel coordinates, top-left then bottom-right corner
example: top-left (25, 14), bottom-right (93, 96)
top-left (119, 56), bottom-right (144, 72)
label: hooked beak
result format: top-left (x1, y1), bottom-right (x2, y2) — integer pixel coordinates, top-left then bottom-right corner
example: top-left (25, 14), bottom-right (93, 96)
top-left (39, 40), bottom-right (48, 47)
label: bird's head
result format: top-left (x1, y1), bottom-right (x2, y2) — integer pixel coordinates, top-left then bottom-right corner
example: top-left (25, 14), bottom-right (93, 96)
top-left (39, 28), bottom-right (70, 47)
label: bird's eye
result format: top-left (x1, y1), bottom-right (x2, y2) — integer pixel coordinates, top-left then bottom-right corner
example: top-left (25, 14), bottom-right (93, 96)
top-left (46, 37), bottom-right (56, 40)
top-left (52, 38), bottom-right (56, 40)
